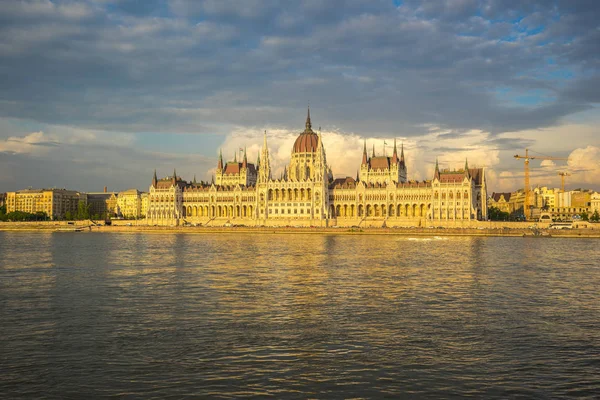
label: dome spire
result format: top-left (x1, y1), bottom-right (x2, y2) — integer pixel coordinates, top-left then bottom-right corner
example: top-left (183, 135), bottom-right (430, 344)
top-left (305, 105), bottom-right (312, 131)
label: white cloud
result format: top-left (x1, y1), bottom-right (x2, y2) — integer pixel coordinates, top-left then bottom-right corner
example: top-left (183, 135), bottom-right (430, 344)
top-left (0, 131), bottom-right (59, 155)
top-left (217, 126), bottom-right (502, 184)
top-left (567, 145), bottom-right (600, 186)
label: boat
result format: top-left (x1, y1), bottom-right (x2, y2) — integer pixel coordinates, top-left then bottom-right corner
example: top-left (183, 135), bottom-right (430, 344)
top-left (522, 226), bottom-right (551, 237)
top-left (55, 227), bottom-right (85, 232)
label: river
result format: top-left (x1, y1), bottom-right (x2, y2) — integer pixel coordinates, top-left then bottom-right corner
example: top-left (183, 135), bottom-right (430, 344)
top-left (1, 232), bottom-right (599, 398)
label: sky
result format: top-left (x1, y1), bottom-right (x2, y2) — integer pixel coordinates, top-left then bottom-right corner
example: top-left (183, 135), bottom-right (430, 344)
top-left (0, 0), bottom-right (599, 193)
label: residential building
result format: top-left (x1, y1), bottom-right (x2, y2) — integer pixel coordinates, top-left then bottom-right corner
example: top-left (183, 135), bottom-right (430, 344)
top-left (5, 189), bottom-right (85, 220)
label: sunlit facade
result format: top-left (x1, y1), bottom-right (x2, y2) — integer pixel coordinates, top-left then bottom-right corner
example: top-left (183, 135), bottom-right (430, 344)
top-left (5, 188), bottom-right (85, 220)
top-left (146, 109), bottom-right (487, 226)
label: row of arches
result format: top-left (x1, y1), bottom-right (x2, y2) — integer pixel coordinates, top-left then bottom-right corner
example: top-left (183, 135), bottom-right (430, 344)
top-left (331, 203), bottom-right (430, 218)
top-left (268, 188), bottom-right (312, 201)
top-left (148, 211), bottom-right (178, 220)
top-left (181, 204), bottom-right (254, 218)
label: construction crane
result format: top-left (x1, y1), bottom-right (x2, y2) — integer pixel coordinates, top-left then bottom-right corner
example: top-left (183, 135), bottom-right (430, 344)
top-left (513, 149), bottom-right (568, 220)
top-left (558, 172), bottom-right (571, 192)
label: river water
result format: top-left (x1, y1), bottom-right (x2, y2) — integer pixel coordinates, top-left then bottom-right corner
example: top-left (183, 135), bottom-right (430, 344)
top-left (1, 232), bottom-right (599, 399)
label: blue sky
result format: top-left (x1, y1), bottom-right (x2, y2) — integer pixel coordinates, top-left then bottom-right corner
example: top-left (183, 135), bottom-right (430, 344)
top-left (0, 0), bottom-right (599, 192)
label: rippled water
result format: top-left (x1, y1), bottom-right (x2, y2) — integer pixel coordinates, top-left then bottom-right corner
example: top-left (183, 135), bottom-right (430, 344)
top-left (1, 232), bottom-right (599, 399)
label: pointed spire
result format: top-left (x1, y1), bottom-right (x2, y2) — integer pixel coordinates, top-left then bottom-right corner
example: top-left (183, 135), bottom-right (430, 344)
top-left (400, 142), bottom-right (405, 164)
top-left (233, 151), bottom-right (237, 163)
top-left (172, 168), bottom-right (177, 184)
top-left (372, 143), bottom-right (375, 158)
top-left (392, 138), bottom-right (398, 164)
top-left (434, 158), bottom-right (440, 180)
top-left (305, 105), bottom-right (312, 131)
top-left (242, 146), bottom-right (248, 168)
top-left (259, 130), bottom-right (271, 182)
top-left (152, 169), bottom-right (158, 187)
top-left (356, 170), bottom-right (360, 182)
top-left (193, 174), bottom-right (197, 184)
top-left (218, 149), bottom-right (223, 170)
top-left (256, 153), bottom-right (260, 167)
top-left (362, 140), bottom-right (368, 165)
top-left (464, 158), bottom-right (470, 178)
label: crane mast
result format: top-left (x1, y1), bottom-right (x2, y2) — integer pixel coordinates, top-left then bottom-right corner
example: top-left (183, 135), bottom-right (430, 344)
top-left (558, 172), bottom-right (571, 192)
top-left (514, 149), bottom-right (568, 220)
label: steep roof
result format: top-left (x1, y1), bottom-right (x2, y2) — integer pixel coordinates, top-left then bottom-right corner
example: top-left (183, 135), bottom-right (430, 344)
top-left (369, 156), bottom-right (391, 170)
top-left (491, 192), bottom-right (511, 202)
top-left (223, 162), bottom-right (256, 175)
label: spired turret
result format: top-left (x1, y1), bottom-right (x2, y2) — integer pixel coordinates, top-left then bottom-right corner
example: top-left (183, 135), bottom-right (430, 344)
top-left (259, 130), bottom-right (271, 183)
top-left (359, 138), bottom-right (407, 185)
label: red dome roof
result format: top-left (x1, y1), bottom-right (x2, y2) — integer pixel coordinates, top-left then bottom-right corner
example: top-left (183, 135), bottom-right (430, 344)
top-left (293, 130), bottom-right (319, 153)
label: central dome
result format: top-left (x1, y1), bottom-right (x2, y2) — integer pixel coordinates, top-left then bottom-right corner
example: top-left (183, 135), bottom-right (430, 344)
top-left (293, 131), bottom-right (319, 153)
top-left (292, 107), bottom-right (319, 153)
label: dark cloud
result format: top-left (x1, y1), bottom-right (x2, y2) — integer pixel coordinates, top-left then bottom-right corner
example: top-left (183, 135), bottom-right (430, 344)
top-left (0, 0), bottom-right (598, 139)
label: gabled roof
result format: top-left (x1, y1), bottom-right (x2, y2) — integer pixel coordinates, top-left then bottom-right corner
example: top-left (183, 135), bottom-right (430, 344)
top-left (491, 192), bottom-right (511, 202)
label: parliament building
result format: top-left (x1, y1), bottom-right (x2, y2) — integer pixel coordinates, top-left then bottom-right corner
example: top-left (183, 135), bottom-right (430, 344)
top-left (146, 109), bottom-right (487, 227)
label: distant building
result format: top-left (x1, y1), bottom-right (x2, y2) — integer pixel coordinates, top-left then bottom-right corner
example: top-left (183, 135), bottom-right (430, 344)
top-left (146, 108), bottom-right (487, 226)
top-left (489, 192), bottom-right (513, 214)
top-left (0, 192), bottom-right (6, 207)
top-left (591, 192), bottom-right (600, 214)
top-left (140, 192), bottom-right (149, 218)
top-left (5, 189), bottom-right (85, 220)
top-left (116, 189), bottom-right (145, 218)
top-left (87, 190), bottom-right (118, 219)
top-left (490, 186), bottom-right (594, 221)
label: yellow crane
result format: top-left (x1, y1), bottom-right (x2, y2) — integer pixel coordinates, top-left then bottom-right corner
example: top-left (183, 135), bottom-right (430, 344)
top-left (513, 149), bottom-right (568, 219)
top-left (558, 172), bottom-right (571, 192)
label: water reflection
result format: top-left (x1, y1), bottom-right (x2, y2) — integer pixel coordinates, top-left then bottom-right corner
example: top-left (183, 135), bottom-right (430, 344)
top-left (0, 232), bottom-right (599, 398)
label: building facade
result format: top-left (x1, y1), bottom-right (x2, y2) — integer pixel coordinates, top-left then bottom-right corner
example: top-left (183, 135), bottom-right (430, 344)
top-left (87, 192), bottom-right (118, 219)
top-left (146, 109), bottom-right (487, 226)
top-left (5, 189), bottom-right (86, 220)
top-left (591, 192), bottom-right (600, 215)
top-left (117, 189), bottom-right (145, 218)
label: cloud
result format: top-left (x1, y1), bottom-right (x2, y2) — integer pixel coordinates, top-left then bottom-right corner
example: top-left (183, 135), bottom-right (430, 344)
top-left (0, 131), bottom-right (59, 155)
top-left (567, 145), bottom-right (600, 186)
top-left (540, 160), bottom-right (556, 168)
top-left (217, 126), bottom-right (501, 184)
top-left (0, 0), bottom-right (598, 135)
top-left (0, 1), bottom-right (599, 194)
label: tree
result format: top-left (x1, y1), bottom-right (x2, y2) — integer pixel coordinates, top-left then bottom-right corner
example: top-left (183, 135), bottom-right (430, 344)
top-left (579, 211), bottom-right (589, 221)
top-left (76, 201), bottom-right (91, 220)
top-left (591, 210), bottom-right (600, 222)
top-left (65, 211), bottom-right (73, 220)
top-left (488, 206), bottom-right (510, 221)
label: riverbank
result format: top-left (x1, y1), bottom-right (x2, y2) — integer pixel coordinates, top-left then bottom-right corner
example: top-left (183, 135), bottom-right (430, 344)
top-left (2, 222), bottom-right (600, 238)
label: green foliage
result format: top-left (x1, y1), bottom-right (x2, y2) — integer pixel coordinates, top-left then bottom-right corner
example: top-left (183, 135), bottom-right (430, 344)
top-left (579, 211), bottom-right (589, 221)
top-left (76, 201), bottom-right (91, 220)
top-left (0, 204), bottom-right (6, 215)
top-left (591, 210), bottom-right (600, 222)
top-left (488, 206), bottom-right (510, 221)
top-left (2, 210), bottom-right (48, 221)
top-left (65, 211), bottom-right (73, 220)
